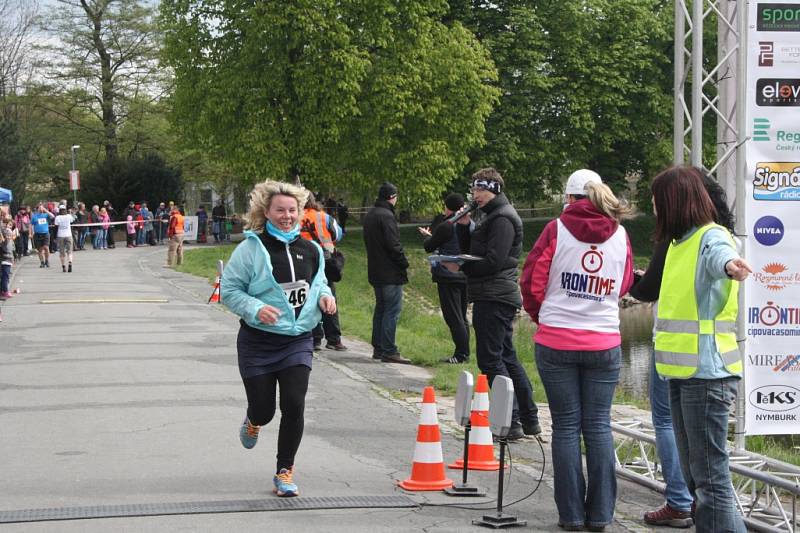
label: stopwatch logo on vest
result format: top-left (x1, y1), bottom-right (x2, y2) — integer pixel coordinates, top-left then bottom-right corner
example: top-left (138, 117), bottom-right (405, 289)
top-left (752, 163), bottom-right (800, 200)
top-left (560, 246), bottom-right (616, 303)
top-left (753, 216), bottom-right (784, 246)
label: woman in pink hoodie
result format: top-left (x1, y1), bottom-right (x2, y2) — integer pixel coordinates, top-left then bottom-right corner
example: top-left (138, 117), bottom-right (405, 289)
top-left (520, 169), bottom-right (634, 532)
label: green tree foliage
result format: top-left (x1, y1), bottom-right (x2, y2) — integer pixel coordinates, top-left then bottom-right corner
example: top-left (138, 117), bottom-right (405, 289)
top-left (0, 120), bottom-right (27, 200)
top-left (161, 0), bottom-right (499, 207)
top-left (450, 0), bottom-right (674, 200)
top-left (36, 0), bottom-right (166, 162)
top-left (81, 153), bottom-right (183, 209)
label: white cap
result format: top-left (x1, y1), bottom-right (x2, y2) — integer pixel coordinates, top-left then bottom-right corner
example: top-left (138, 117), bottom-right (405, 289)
top-left (564, 169), bottom-right (602, 196)
top-left (58, 204), bottom-right (66, 210)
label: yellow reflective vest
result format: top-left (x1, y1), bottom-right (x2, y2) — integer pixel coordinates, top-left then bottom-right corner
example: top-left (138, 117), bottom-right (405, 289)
top-left (654, 223), bottom-right (742, 379)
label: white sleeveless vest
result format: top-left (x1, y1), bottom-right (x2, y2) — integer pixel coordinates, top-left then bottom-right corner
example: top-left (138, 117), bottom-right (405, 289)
top-left (538, 219), bottom-right (627, 333)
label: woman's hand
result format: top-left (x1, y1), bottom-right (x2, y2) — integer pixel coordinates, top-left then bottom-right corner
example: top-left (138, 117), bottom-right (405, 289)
top-left (441, 261), bottom-right (460, 273)
top-left (417, 226), bottom-right (431, 237)
top-left (725, 258), bottom-right (753, 281)
top-left (256, 304), bottom-right (282, 325)
top-left (319, 295), bottom-right (337, 314)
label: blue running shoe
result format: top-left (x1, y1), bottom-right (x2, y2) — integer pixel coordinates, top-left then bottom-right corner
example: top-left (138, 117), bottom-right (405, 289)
top-left (273, 468), bottom-right (298, 497)
top-left (239, 417), bottom-right (260, 449)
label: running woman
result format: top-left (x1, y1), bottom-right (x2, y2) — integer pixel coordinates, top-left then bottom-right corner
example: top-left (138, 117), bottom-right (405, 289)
top-left (221, 180), bottom-right (336, 497)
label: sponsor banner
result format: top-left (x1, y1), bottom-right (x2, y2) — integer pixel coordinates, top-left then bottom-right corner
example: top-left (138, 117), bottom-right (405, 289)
top-left (183, 216), bottom-right (199, 241)
top-left (746, 1), bottom-right (800, 434)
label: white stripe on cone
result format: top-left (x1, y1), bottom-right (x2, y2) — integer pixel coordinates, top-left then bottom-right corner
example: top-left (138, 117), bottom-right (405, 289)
top-left (472, 392), bottom-right (489, 411)
top-left (412, 441), bottom-right (445, 464)
top-left (470, 426), bottom-right (494, 445)
top-left (419, 403), bottom-right (439, 426)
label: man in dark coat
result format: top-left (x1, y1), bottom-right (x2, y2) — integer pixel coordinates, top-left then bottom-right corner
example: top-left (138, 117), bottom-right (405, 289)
top-left (419, 193), bottom-right (471, 364)
top-left (448, 168), bottom-right (541, 439)
top-left (362, 182), bottom-right (410, 364)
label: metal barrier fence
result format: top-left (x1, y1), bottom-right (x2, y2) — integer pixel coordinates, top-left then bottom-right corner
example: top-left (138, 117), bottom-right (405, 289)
top-left (612, 419), bottom-right (800, 533)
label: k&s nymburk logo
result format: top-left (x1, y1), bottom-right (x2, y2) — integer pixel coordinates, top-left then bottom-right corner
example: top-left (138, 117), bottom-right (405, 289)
top-left (756, 79), bottom-right (800, 106)
top-left (753, 163), bottom-right (800, 200)
top-left (753, 262), bottom-right (800, 291)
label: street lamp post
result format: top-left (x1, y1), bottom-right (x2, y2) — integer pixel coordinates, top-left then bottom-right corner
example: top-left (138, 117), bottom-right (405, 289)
top-left (70, 145), bottom-right (80, 208)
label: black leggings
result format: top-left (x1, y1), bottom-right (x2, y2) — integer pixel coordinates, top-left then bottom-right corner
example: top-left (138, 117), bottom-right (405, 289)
top-left (242, 365), bottom-right (310, 473)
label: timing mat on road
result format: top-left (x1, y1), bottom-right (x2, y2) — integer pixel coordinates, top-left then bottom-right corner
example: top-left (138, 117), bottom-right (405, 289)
top-left (0, 495), bottom-right (418, 524)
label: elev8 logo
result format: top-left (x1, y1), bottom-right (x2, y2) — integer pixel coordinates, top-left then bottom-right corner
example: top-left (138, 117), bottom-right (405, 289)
top-left (757, 79), bottom-right (800, 106)
top-left (753, 163), bottom-right (800, 200)
top-left (758, 4), bottom-right (800, 31)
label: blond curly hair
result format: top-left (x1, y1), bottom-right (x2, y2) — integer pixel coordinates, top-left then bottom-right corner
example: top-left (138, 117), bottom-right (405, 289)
top-left (244, 180), bottom-right (310, 232)
top-left (584, 181), bottom-right (634, 221)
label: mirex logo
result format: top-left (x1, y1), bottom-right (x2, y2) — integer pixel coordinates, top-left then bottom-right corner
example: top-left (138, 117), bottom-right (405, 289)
top-left (757, 79), bottom-right (800, 106)
top-left (749, 385), bottom-right (800, 412)
top-left (753, 118), bottom-right (771, 141)
top-left (758, 4), bottom-right (800, 32)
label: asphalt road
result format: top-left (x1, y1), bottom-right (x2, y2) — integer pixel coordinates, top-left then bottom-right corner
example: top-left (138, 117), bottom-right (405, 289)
top-left (0, 244), bottom-right (662, 532)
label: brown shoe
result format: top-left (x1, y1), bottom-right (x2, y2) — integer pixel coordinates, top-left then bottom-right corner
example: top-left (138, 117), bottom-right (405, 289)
top-left (381, 352), bottom-right (411, 364)
top-left (644, 503), bottom-right (693, 528)
top-left (325, 342), bottom-right (348, 351)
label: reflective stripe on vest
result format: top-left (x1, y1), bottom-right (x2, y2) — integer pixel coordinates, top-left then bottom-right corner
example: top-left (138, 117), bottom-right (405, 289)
top-left (654, 223), bottom-right (742, 379)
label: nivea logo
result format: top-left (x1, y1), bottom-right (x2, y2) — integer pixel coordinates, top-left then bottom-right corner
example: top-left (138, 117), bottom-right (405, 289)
top-left (754, 216), bottom-right (785, 246)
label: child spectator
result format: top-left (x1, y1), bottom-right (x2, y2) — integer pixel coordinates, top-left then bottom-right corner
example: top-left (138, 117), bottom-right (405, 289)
top-left (126, 215), bottom-right (137, 247)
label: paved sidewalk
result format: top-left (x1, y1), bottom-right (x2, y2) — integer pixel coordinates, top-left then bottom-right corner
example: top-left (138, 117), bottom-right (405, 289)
top-left (1, 246), bottom-right (663, 532)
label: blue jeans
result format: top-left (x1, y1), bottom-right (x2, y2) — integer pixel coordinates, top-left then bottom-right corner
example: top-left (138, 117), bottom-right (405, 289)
top-left (650, 352), bottom-right (693, 511)
top-left (94, 229), bottom-right (107, 249)
top-left (371, 284), bottom-right (403, 355)
top-left (77, 228), bottom-right (89, 250)
top-left (670, 378), bottom-right (745, 533)
top-left (536, 344), bottom-right (621, 529)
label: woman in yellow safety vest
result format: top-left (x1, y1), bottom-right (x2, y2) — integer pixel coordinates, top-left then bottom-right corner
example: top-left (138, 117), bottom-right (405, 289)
top-left (651, 166), bottom-right (751, 533)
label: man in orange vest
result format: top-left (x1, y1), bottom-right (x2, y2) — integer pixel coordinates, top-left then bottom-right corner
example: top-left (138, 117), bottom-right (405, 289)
top-left (300, 193), bottom-right (346, 351)
top-left (165, 205), bottom-right (185, 267)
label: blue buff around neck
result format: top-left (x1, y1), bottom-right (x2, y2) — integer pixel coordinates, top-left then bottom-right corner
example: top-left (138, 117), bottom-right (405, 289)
top-left (265, 220), bottom-right (300, 243)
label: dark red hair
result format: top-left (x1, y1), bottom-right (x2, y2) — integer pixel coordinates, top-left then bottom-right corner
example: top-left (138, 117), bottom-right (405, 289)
top-left (651, 166), bottom-right (717, 242)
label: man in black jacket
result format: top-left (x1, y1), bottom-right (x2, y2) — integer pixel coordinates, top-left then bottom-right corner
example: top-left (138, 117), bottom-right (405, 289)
top-left (419, 193), bottom-right (470, 364)
top-left (448, 168), bottom-right (541, 439)
top-left (362, 182), bottom-right (411, 364)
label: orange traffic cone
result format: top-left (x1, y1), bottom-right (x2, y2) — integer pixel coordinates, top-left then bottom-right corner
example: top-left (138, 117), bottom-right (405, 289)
top-left (399, 387), bottom-right (454, 491)
top-left (208, 275), bottom-right (221, 304)
top-left (448, 374), bottom-right (500, 471)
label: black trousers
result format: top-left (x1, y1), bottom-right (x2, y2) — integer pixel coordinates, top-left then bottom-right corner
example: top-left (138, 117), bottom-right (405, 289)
top-left (437, 282), bottom-right (469, 358)
top-left (313, 283), bottom-right (341, 344)
top-left (242, 365), bottom-right (310, 472)
top-left (472, 300), bottom-right (539, 426)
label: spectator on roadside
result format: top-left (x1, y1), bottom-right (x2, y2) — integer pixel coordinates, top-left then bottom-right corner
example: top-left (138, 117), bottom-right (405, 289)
top-left (74, 203), bottom-right (89, 251)
top-left (196, 205), bottom-right (209, 244)
top-left (418, 193), bottom-right (471, 364)
top-left (54, 205), bottom-right (76, 272)
top-left (96, 207), bottom-right (110, 250)
top-left (155, 202), bottom-right (169, 244)
top-left (220, 179), bottom-right (336, 499)
top-left (650, 166), bottom-right (751, 533)
top-left (134, 204), bottom-right (145, 245)
top-left (212, 199), bottom-right (227, 243)
top-left (143, 204), bottom-right (155, 245)
top-left (89, 205), bottom-right (101, 249)
top-left (14, 206), bottom-right (31, 257)
top-left (324, 194), bottom-right (338, 218)
top-left (103, 201), bottom-right (117, 248)
top-left (31, 204), bottom-right (54, 267)
top-left (48, 203), bottom-right (58, 253)
top-left (337, 199), bottom-right (349, 233)
top-left (165, 204), bottom-right (185, 267)
top-left (300, 192), bottom-right (346, 351)
top-left (126, 215), bottom-right (137, 247)
top-left (1, 214), bottom-right (14, 299)
top-left (363, 182), bottom-right (410, 364)
top-left (139, 202), bottom-right (151, 245)
top-left (521, 169), bottom-right (634, 531)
